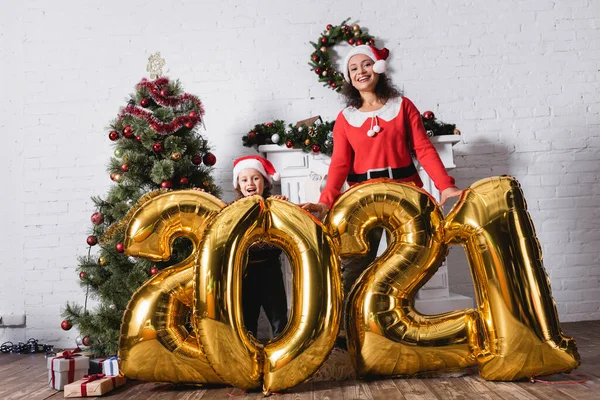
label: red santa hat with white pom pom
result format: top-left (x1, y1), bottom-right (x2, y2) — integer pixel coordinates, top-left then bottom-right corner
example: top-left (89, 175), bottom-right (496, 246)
top-left (232, 155), bottom-right (280, 188)
top-left (342, 45), bottom-right (390, 82)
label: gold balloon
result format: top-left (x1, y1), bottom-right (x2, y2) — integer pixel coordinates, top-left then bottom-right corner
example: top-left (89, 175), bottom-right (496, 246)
top-left (119, 190), bottom-right (227, 384)
top-left (325, 179), bottom-right (478, 377)
top-left (444, 176), bottom-right (580, 380)
top-left (194, 196), bottom-right (342, 394)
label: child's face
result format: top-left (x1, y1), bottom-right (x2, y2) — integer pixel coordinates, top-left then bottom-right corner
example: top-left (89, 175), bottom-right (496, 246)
top-left (238, 168), bottom-right (266, 197)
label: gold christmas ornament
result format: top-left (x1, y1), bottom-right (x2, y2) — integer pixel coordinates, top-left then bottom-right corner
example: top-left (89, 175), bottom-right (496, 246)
top-left (454, 128), bottom-right (462, 135)
top-left (320, 46), bottom-right (327, 53)
top-left (98, 256), bottom-right (106, 266)
top-left (146, 52), bottom-right (166, 79)
top-left (304, 139), bottom-right (311, 145)
top-left (171, 152), bottom-right (182, 161)
top-left (352, 24), bottom-right (360, 31)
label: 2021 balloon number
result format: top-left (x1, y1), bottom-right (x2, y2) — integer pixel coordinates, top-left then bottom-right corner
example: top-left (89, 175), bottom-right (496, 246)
top-left (118, 177), bottom-right (579, 393)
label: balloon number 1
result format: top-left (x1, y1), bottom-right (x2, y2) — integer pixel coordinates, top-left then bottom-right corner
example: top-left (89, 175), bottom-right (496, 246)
top-left (118, 177), bottom-right (579, 393)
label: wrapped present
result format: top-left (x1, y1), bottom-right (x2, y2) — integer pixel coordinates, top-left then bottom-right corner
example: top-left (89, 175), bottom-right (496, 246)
top-left (101, 356), bottom-right (119, 376)
top-left (63, 374), bottom-right (126, 398)
top-left (88, 358), bottom-right (106, 375)
top-left (47, 351), bottom-right (90, 390)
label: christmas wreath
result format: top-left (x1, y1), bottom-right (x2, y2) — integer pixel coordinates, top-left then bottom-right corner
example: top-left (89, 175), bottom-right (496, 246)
top-left (242, 119), bottom-right (336, 156)
top-left (309, 18), bottom-right (375, 92)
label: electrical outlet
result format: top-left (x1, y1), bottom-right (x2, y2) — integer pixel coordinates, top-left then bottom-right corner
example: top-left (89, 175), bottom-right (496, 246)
top-left (0, 314), bottom-right (26, 327)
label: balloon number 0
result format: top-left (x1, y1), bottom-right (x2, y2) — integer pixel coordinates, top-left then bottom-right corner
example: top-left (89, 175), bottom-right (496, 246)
top-left (119, 177), bottom-right (580, 393)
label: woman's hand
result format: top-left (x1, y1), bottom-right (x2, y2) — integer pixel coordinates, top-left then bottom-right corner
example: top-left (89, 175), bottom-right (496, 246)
top-left (300, 202), bottom-right (330, 219)
top-left (271, 195), bottom-right (288, 201)
top-left (440, 186), bottom-right (462, 206)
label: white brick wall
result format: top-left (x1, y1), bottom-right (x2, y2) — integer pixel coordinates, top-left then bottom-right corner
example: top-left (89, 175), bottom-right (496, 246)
top-left (1, 0), bottom-right (599, 347)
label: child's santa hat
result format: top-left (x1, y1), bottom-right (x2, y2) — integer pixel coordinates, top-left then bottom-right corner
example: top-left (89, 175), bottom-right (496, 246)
top-left (232, 155), bottom-right (280, 188)
top-left (343, 45), bottom-right (390, 83)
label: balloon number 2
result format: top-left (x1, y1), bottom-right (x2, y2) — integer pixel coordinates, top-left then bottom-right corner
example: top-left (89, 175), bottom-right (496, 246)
top-left (119, 177), bottom-right (579, 394)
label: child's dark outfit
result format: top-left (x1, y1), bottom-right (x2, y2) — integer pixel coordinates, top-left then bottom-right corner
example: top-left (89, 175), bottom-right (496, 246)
top-left (242, 241), bottom-right (289, 337)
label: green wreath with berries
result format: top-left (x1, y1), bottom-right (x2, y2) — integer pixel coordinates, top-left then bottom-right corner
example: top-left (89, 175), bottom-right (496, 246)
top-left (309, 18), bottom-right (376, 92)
top-left (242, 119), bottom-right (336, 156)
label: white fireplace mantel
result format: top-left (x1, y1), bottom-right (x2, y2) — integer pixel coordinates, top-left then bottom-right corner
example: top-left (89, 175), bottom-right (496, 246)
top-left (258, 135), bottom-right (473, 315)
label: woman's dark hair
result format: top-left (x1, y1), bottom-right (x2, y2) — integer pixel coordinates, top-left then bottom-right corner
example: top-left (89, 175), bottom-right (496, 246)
top-left (234, 176), bottom-right (272, 199)
top-left (340, 73), bottom-right (402, 109)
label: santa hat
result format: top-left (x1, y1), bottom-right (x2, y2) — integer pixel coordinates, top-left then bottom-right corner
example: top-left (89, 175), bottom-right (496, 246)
top-left (232, 155), bottom-right (280, 188)
top-left (342, 45), bottom-right (390, 83)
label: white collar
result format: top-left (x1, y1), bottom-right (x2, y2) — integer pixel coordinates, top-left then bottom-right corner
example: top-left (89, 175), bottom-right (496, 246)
top-left (342, 97), bottom-right (402, 127)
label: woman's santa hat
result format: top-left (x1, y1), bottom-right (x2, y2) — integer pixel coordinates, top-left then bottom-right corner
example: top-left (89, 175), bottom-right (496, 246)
top-left (343, 45), bottom-right (390, 83)
top-left (232, 155), bottom-right (280, 188)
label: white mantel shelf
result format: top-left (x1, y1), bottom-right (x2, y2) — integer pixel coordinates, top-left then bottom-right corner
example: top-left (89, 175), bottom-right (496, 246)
top-left (260, 135), bottom-right (473, 315)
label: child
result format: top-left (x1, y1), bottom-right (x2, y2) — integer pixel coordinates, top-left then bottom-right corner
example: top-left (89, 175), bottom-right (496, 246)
top-left (232, 155), bottom-right (289, 339)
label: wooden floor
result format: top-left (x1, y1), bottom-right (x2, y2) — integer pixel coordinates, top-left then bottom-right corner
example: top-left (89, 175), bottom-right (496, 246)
top-left (1, 320), bottom-right (598, 399)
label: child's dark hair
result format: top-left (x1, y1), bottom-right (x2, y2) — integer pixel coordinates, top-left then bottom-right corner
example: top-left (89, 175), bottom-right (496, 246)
top-left (340, 73), bottom-right (402, 109)
top-left (234, 175), bottom-right (272, 199)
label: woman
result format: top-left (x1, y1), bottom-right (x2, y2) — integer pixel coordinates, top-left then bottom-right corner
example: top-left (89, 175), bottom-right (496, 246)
top-left (301, 45), bottom-right (462, 298)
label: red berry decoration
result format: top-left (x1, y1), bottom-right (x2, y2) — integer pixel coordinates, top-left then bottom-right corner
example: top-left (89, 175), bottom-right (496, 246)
top-left (423, 110), bottom-right (435, 120)
top-left (315, 67), bottom-right (323, 75)
top-left (87, 235), bottom-right (98, 246)
top-left (192, 155), bottom-right (203, 165)
top-left (82, 336), bottom-right (91, 347)
top-left (140, 97), bottom-right (151, 107)
top-left (179, 177), bottom-right (189, 185)
top-left (135, 135), bottom-right (142, 142)
top-left (285, 140), bottom-right (293, 148)
top-left (160, 89), bottom-right (169, 97)
top-left (115, 242), bottom-right (125, 253)
top-left (152, 142), bottom-right (163, 152)
top-left (331, 82), bottom-right (337, 89)
top-left (203, 152), bottom-right (217, 166)
top-left (108, 130), bottom-right (119, 141)
top-left (312, 144), bottom-right (321, 154)
top-left (320, 37), bottom-right (328, 45)
top-left (161, 180), bottom-right (173, 189)
top-left (120, 164), bottom-right (129, 172)
top-left (79, 271), bottom-right (86, 279)
top-left (189, 111), bottom-right (198, 118)
top-left (312, 55), bottom-right (320, 62)
top-left (347, 38), bottom-right (355, 45)
top-left (150, 267), bottom-right (158, 275)
top-left (90, 212), bottom-right (104, 225)
top-left (61, 320), bottom-right (72, 331)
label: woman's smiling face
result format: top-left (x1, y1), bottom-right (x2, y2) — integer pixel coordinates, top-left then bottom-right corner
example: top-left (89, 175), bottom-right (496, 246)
top-left (348, 54), bottom-right (379, 92)
top-left (237, 168), bottom-right (266, 197)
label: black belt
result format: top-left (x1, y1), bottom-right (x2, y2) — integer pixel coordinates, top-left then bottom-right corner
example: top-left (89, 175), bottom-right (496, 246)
top-left (347, 164), bottom-right (418, 183)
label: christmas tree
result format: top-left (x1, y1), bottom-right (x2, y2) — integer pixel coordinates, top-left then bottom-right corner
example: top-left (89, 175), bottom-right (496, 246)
top-left (62, 55), bottom-right (221, 356)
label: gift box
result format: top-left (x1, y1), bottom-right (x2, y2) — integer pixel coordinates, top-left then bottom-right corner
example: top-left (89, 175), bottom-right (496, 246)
top-left (101, 356), bottom-right (119, 376)
top-left (56, 348), bottom-right (94, 358)
top-left (47, 351), bottom-right (90, 390)
top-left (88, 358), bottom-right (106, 375)
top-left (63, 374), bottom-right (126, 398)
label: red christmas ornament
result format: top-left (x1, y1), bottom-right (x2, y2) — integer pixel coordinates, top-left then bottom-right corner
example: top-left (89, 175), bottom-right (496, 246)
top-left (356, 39), bottom-right (364, 46)
top-left (248, 132), bottom-right (256, 140)
top-left (120, 164), bottom-right (129, 172)
top-left (368, 38), bottom-right (375, 45)
top-left (90, 212), bottom-right (104, 225)
top-left (160, 89), bottom-right (169, 97)
top-left (266, 122), bottom-right (273, 127)
top-left (347, 38), bottom-right (355, 45)
top-left (423, 110), bottom-right (435, 120)
top-left (87, 235), bottom-right (98, 246)
top-left (320, 37), bottom-right (328, 45)
top-left (61, 320), bottom-right (72, 331)
top-left (179, 177), bottom-right (189, 185)
top-left (184, 120), bottom-right (194, 129)
top-left (189, 111), bottom-right (198, 118)
top-left (152, 142), bottom-right (163, 152)
top-left (192, 155), bottom-right (203, 165)
top-left (285, 140), bottom-right (293, 148)
top-left (326, 24), bottom-right (333, 30)
top-left (82, 336), bottom-right (91, 346)
top-left (110, 173), bottom-right (122, 182)
top-left (135, 135), bottom-right (142, 142)
top-left (115, 242), bottom-right (125, 253)
top-left (161, 180), bottom-right (172, 189)
top-left (140, 97), bottom-right (151, 107)
top-left (79, 271), bottom-right (86, 279)
top-left (315, 67), bottom-right (323, 75)
top-left (203, 152), bottom-right (216, 166)
top-left (312, 54), bottom-right (320, 62)
top-left (123, 125), bottom-right (133, 135)
top-left (108, 131), bottom-right (119, 141)
top-left (150, 267), bottom-right (159, 275)
top-left (312, 144), bottom-right (321, 154)
top-left (331, 82), bottom-right (337, 89)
